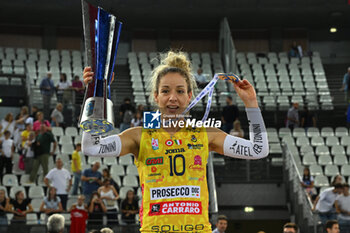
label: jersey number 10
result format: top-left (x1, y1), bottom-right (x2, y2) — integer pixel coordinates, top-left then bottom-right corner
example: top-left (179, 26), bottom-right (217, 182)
top-left (168, 154), bottom-right (185, 176)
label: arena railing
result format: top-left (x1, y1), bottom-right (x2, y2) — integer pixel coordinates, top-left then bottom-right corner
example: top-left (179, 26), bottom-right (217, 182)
top-left (208, 151), bottom-right (219, 222)
top-left (283, 143), bottom-right (319, 233)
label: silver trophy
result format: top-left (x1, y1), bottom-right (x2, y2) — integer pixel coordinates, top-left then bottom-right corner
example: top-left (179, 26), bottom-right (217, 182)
top-left (79, 0), bottom-right (122, 135)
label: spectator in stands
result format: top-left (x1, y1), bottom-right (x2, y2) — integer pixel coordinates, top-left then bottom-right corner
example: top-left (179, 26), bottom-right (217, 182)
top-left (340, 67), bottom-right (350, 103)
top-left (137, 104), bottom-right (144, 115)
top-left (301, 167), bottom-right (317, 196)
top-left (332, 175), bottom-right (344, 186)
top-left (229, 120), bottom-right (244, 138)
top-left (194, 68), bottom-right (208, 88)
top-left (0, 130), bottom-right (14, 180)
top-left (26, 105), bottom-right (39, 125)
top-left (44, 158), bottom-right (72, 210)
top-left (0, 113), bottom-right (16, 139)
top-left (88, 191), bottom-right (107, 227)
top-left (102, 168), bottom-right (120, 194)
top-left (335, 183), bottom-right (350, 233)
top-left (283, 222), bottom-right (298, 233)
top-left (56, 73), bottom-right (70, 104)
top-left (286, 102), bottom-right (299, 130)
top-left (33, 111), bottom-right (51, 133)
top-left (72, 143), bottom-right (82, 195)
top-left (300, 106), bottom-right (316, 129)
top-left (288, 41), bottom-right (301, 58)
top-left (9, 190), bottom-right (33, 222)
top-left (212, 215), bottom-right (228, 233)
top-left (23, 131), bottom-right (35, 174)
top-left (70, 195), bottom-right (89, 233)
top-left (82, 162), bottom-right (102, 203)
top-left (29, 124), bottom-right (57, 183)
top-left (14, 106), bottom-right (29, 148)
top-left (221, 96), bottom-right (239, 134)
top-left (71, 75), bottom-right (85, 105)
top-left (51, 103), bottom-right (65, 127)
top-left (121, 190), bottom-right (139, 224)
top-left (40, 72), bottom-right (56, 120)
top-left (21, 123), bottom-right (32, 148)
top-left (131, 111), bottom-right (142, 127)
top-left (326, 220), bottom-right (340, 233)
top-left (47, 213), bottom-right (65, 233)
top-left (40, 187), bottom-right (63, 216)
top-left (0, 189), bottom-right (9, 228)
top-left (313, 183), bottom-right (344, 225)
top-left (101, 228), bottom-right (114, 233)
top-left (70, 195), bottom-right (88, 212)
top-left (98, 178), bottom-right (119, 225)
top-left (119, 98), bottom-right (135, 132)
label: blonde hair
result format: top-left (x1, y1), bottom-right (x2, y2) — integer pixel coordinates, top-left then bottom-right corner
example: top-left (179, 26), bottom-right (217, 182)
top-left (149, 51), bottom-right (197, 103)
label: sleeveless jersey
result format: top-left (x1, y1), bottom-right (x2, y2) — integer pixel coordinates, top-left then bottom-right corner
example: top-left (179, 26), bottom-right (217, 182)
top-left (135, 126), bottom-right (211, 233)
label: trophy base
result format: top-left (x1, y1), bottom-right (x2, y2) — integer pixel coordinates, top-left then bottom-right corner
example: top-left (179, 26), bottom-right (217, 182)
top-left (80, 97), bottom-right (114, 135)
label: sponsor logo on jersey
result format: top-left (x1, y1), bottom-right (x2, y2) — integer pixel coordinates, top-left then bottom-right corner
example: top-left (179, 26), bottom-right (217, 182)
top-left (146, 176), bottom-right (164, 183)
top-left (146, 157), bottom-right (163, 166)
top-left (151, 224), bottom-right (205, 232)
top-left (165, 139), bottom-right (173, 146)
top-left (148, 166), bottom-right (161, 177)
top-left (191, 135), bottom-right (197, 142)
top-left (150, 185), bottom-right (200, 200)
top-left (164, 148), bottom-right (185, 155)
top-left (149, 201), bottom-right (202, 216)
top-left (188, 176), bottom-right (205, 181)
top-left (189, 155), bottom-right (204, 171)
top-left (151, 138), bottom-right (159, 150)
top-left (187, 143), bottom-right (203, 150)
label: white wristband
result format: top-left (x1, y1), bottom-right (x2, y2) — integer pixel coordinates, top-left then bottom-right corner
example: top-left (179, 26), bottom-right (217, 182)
top-left (82, 132), bottom-right (122, 157)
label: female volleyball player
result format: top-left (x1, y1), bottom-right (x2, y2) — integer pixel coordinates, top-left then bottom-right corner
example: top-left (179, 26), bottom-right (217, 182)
top-left (82, 51), bottom-right (269, 232)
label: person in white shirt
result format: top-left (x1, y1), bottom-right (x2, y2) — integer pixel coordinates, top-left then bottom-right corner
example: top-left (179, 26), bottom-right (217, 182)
top-left (56, 73), bottom-right (71, 104)
top-left (23, 131), bottom-right (35, 174)
top-left (212, 215), bottom-right (228, 233)
top-left (194, 68), bottom-right (208, 88)
top-left (314, 184), bottom-right (343, 225)
top-left (0, 131), bottom-right (14, 181)
top-left (44, 158), bottom-right (72, 211)
top-left (335, 183), bottom-right (350, 233)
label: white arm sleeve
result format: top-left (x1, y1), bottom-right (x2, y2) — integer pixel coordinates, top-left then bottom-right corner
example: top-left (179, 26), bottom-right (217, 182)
top-left (82, 131), bottom-right (121, 157)
top-left (223, 108), bottom-right (269, 159)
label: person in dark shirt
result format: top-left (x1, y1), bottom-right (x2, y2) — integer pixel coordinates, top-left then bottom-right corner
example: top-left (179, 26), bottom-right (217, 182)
top-left (121, 190), bottom-right (139, 224)
top-left (29, 124), bottom-right (57, 183)
top-left (221, 96), bottom-right (239, 134)
top-left (0, 189), bottom-right (9, 231)
top-left (300, 106), bottom-right (316, 129)
top-left (9, 191), bottom-right (33, 222)
top-left (119, 98), bottom-right (135, 132)
top-left (88, 191), bottom-right (107, 227)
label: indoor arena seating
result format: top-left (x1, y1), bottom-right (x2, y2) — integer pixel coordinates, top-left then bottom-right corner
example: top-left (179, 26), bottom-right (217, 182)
top-left (128, 51), bottom-right (229, 110)
top-left (0, 47), bottom-right (86, 109)
top-left (281, 126), bottom-right (350, 192)
top-left (282, 126), bottom-right (350, 232)
top-left (236, 51), bottom-right (333, 111)
top-left (0, 126), bottom-right (142, 226)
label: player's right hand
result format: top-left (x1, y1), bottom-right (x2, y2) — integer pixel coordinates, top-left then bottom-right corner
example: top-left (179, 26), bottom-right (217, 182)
top-left (83, 66), bottom-right (115, 85)
top-left (83, 66), bottom-right (94, 85)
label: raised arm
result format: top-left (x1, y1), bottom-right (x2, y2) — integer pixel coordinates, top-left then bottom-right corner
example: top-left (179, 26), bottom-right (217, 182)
top-left (81, 126), bottom-right (141, 158)
top-left (209, 79), bottom-right (269, 159)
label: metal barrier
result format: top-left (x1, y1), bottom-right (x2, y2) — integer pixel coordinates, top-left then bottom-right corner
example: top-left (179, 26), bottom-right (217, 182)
top-left (208, 152), bottom-right (219, 222)
top-left (283, 143), bottom-right (319, 233)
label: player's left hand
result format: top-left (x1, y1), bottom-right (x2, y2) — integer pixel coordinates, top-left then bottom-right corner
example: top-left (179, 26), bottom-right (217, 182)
top-left (233, 79), bottom-right (258, 108)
